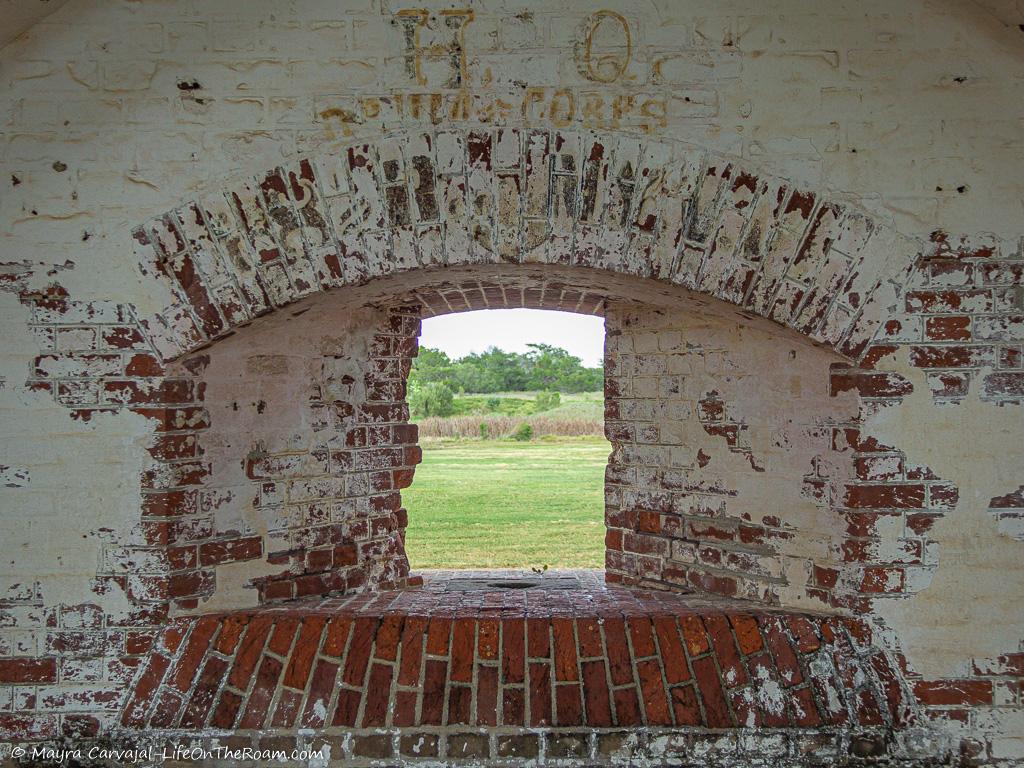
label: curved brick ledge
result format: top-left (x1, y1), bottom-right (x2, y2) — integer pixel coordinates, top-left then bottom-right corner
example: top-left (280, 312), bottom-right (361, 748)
top-left (120, 573), bottom-right (915, 735)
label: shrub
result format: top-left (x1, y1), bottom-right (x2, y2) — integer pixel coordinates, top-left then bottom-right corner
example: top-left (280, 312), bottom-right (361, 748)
top-left (534, 390), bottom-right (561, 412)
top-left (479, 422), bottom-right (490, 439)
top-left (512, 423), bottom-right (533, 441)
top-left (408, 381), bottom-right (455, 418)
top-left (486, 396), bottom-right (502, 410)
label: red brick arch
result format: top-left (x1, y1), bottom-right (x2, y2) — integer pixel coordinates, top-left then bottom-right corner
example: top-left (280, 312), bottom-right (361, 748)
top-left (107, 128), bottom-right (933, 617)
top-left (15, 127), bottom-right (942, 629)
top-left (129, 127), bottom-right (922, 366)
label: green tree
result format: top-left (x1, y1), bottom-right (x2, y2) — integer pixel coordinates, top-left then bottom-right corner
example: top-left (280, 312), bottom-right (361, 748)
top-left (408, 343), bottom-right (602, 395)
top-left (524, 343), bottom-right (602, 392)
top-left (408, 381), bottom-right (455, 417)
top-left (409, 347), bottom-right (453, 388)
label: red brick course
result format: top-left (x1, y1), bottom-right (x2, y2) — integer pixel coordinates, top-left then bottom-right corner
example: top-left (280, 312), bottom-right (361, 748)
top-left (119, 574), bottom-right (912, 733)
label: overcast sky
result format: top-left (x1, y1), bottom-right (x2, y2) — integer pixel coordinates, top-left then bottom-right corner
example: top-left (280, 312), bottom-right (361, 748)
top-left (419, 309), bottom-right (606, 366)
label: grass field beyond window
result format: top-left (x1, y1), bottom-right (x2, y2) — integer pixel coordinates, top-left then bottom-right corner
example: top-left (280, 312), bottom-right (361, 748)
top-left (403, 437), bottom-right (609, 570)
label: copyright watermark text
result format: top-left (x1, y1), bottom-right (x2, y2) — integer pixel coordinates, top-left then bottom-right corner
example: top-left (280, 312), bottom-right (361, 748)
top-left (12, 744), bottom-right (328, 763)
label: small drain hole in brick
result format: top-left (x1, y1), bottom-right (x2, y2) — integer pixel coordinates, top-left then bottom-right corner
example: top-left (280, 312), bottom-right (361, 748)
top-left (444, 575), bottom-right (581, 592)
top-left (487, 580), bottom-right (538, 589)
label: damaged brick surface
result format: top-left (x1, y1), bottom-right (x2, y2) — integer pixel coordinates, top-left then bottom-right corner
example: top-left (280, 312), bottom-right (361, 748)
top-left (127, 129), bottom-right (923, 367)
top-left (0, 3), bottom-right (1022, 761)
top-left (113, 573), bottom-right (930, 762)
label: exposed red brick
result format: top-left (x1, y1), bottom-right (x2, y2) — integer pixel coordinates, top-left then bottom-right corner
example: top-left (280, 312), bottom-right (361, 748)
top-left (419, 659), bottom-right (448, 725)
top-left (361, 663), bottom-right (394, 726)
top-left (299, 659), bottom-right (339, 727)
top-left (502, 618), bottom-right (525, 684)
top-left (704, 615), bottom-right (748, 688)
top-left (692, 655), bottom-right (732, 727)
top-left (653, 617), bottom-right (690, 684)
top-left (425, 617), bottom-right (451, 655)
top-left (859, 566), bottom-right (906, 594)
top-left (555, 683), bottom-right (584, 726)
top-left (476, 664), bottom-right (499, 726)
top-left (785, 616), bottom-right (821, 654)
top-left (909, 344), bottom-right (991, 369)
top-left (238, 655), bottom-right (283, 729)
top-left (121, 653), bottom-right (170, 726)
top-left (148, 688), bottom-right (183, 728)
top-left (392, 689), bottom-right (418, 728)
top-left (332, 688), bottom-right (362, 727)
top-left (341, 617), bottom-right (377, 686)
top-left (125, 353), bottom-right (164, 377)
top-left (762, 617), bottom-right (804, 687)
top-left (846, 483), bottom-right (926, 509)
top-left (320, 616), bottom-right (351, 659)
top-left (670, 683), bottom-right (703, 726)
top-left (450, 618), bottom-right (475, 683)
top-left (529, 661), bottom-right (552, 726)
top-left (170, 617), bottom-right (218, 694)
top-left (575, 618), bottom-right (603, 658)
top-left (0, 657), bottom-right (57, 683)
top-left (282, 617), bottom-right (325, 690)
top-left (552, 618), bottom-right (579, 681)
top-left (602, 617), bottom-right (634, 686)
top-left (857, 688), bottom-right (885, 726)
top-left (126, 631), bottom-right (156, 656)
top-left (199, 536), bottom-right (262, 566)
top-left (0, 714), bottom-right (58, 741)
top-left (925, 315), bottom-right (971, 341)
top-left (989, 485), bottom-right (1024, 509)
top-left (679, 615), bottom-right (711, 656)
top-left (478, 618), bottom-right (499, 661)
top-left (503, 687), bottom-right (525, 726)
top-left (791, 685), bottom-right (822, 727)
top-left (628, 617), bottom-right (657, 657)
top-left (730, 614), bottom-right (764, 656)
top-left (831, 370), bottom-right (913, 398)
top-left (447, 683), bottom-right (472, 725)
top-left (181, 655), bottom-right (229, 727)
top-left (914, 679), bottom-right (994, 706)
top-left (374, 615), bottom-right (404, 661)
top-left (397, 616), bottom-right (426, 686)
top-left (267, 617), bottom-right (300, 656)
top-left (226, 618), bottom-right (271, 691)
top-left (527, 617), bottom-right (550, 658)
top-left (613, 686), bottom-right (642, 727)
top-left (637, 658), bottom-right (672, 725)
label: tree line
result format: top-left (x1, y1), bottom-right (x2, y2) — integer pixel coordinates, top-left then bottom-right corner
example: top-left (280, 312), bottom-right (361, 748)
top-left (410, 344), bottom-right (603, 393)
top-left (408, 344), bottom-right (603, 417)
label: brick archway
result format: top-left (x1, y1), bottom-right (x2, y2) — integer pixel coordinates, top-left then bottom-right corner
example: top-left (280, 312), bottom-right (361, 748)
top-left (17, 128), bottom-right (973, 757)
top-left (129, 128), bottom-right (921, 366)
top-left (110, 128), bottom-right (933, 618)
top-left (22, 128), bottom-right (940, 622)
top-left (108, 258), bottom-right (927, 750)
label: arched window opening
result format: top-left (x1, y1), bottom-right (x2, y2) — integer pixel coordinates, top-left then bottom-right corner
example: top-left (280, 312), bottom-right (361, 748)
top-left (401, 309), bottom-right (608, 572)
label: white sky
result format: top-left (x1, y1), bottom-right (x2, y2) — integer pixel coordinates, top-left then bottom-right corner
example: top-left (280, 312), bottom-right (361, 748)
top-left (419, 309), bottom-right (606, 366)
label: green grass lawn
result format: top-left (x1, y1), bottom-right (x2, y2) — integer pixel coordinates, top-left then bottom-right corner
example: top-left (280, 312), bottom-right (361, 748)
top-left (402, 437), bottom-right (609, 570)
top-left (446, 390), bottom-right (604, 418)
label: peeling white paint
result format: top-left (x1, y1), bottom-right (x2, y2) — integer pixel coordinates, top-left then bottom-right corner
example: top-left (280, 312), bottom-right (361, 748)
top-left (867, 356), bottom-right (1023, 678)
